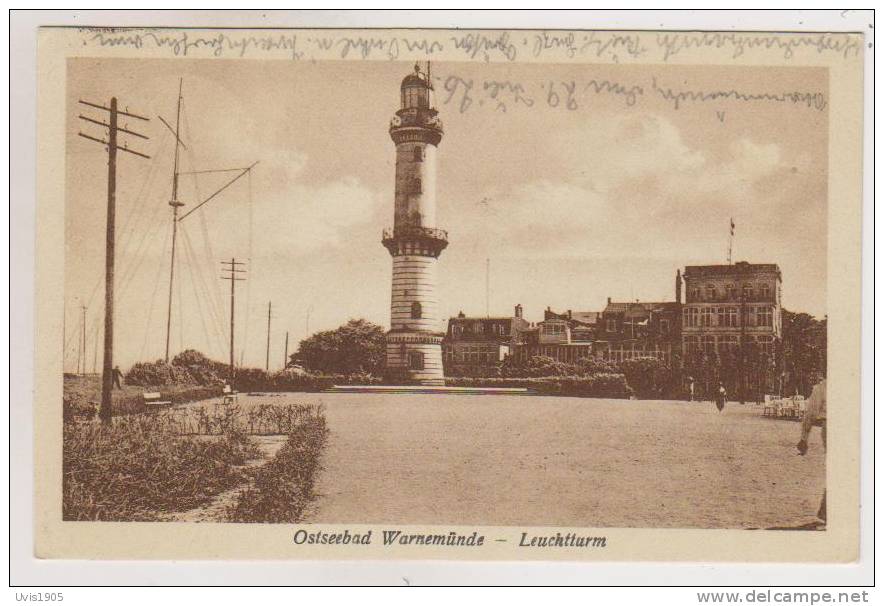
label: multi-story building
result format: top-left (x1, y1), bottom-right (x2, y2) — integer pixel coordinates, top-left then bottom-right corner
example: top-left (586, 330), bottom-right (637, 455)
top-left (681, 262), bottom-right (782, 358)
top-left (442, 305), bottom-right (530, 373)
top-left (593, 298), bottom-right (682, 365)
top-left (509, 307), bottom-right (596, 364)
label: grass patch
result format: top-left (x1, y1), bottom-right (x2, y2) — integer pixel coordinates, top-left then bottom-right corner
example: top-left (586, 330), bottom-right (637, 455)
top-left (63, 416), bottom-right (260, 521)
top-left (226, 407), bottom-right (329, 523)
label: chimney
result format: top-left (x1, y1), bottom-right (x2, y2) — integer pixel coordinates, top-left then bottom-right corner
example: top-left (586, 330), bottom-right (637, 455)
top-left (567, 309), bottom-right (572, 319)
top-left (675, 269), bottom-right (683, 304)
top-left (514, 303), bottom-right (523, 319)
top-left (607, 297), bottom-right (611, 305)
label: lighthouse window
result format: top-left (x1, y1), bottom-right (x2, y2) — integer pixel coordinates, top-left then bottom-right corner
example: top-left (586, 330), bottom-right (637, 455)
top-left (411, 301), bottom-right (422, 319)
top-left (413, 146), bottom-right (423, 162)
top-left (408, 351), bottom-right (425, 370)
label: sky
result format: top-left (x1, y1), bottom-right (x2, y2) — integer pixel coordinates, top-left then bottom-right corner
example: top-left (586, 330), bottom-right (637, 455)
top-left (64, 58), bottom-right (828, 371)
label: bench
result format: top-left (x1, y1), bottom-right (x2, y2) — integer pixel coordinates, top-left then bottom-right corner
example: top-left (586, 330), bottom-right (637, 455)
top-left (143, 392), bottom-right (172, 411)
top-left (221, 385), bottom-right (238, 405)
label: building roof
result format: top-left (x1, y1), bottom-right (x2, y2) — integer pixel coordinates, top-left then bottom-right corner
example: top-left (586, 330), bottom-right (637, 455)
top-left (683, 262), bottom-right (781, 278)
top-left (603, 301), bottom-right (680, 314)
top-left (571, 311), bottom-right (601, 324)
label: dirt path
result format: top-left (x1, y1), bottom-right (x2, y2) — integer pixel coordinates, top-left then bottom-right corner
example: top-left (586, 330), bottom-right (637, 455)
top-left (293, 394), bottom-right (825, 529)
top-left (166, 435), bottom-right (288, 523)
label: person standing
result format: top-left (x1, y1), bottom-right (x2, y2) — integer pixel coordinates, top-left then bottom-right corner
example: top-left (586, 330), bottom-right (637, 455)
top-left (112, 365), bottom-right (124, 390)
top-left (715, 382), bottom-right (727, 412)
top-left (797, 376), bottom-right (827, 523)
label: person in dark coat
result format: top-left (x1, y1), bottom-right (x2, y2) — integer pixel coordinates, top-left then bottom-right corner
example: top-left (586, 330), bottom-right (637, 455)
top-left (715, 382), bottom-right (727, 412)
top-left (112, 365), bottom-right (124, 389)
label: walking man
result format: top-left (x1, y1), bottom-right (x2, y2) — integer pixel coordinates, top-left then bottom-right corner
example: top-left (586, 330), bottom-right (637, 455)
top-left (112, 365), bottom-right (124, 390)
top-left (797, 374), bottom-right (827, 524)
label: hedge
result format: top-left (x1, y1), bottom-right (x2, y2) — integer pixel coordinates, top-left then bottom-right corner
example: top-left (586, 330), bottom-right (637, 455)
top-left (445, 373), bottom-right (632, 399)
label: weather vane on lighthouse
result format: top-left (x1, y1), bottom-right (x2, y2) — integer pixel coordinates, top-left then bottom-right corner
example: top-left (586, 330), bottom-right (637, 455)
top-left (382, 62), bottom-right (448, 385)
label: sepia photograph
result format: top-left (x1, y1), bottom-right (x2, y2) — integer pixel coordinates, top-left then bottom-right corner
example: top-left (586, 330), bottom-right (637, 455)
top-left (20, 18), bottom-right (867, 570)
top-left (62, 54), bottom-right (830, 530)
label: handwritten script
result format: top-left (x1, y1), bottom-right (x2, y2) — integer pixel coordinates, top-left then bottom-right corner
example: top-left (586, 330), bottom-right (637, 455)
top-left (80, 29), bottom-right (861, 64)
top-left (440, 73), bottom-right (826, 115)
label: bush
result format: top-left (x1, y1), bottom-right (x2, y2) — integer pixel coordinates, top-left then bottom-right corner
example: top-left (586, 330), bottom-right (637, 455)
top-left (125, 360), bottom-right (195, 387)
top-left (445, 374), bottom-right (632, 399)
top-left (227, 410), bottom-right (329, 523)
top-left (63, 417), bottom-right (260, 521)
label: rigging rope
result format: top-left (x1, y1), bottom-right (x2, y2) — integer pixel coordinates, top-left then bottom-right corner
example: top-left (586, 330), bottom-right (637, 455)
top-left (138, 220), bottom-right (171, 362)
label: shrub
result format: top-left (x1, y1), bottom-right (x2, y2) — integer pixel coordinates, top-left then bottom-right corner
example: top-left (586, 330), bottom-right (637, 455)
top-left (227, 410), bottom-right (329, 523)
top-left (63, 417), bottom-right (260, 521)
top-left (125, 360), bottom-right (194, 387)
top-left (445, 374), bottom-right (632, 399)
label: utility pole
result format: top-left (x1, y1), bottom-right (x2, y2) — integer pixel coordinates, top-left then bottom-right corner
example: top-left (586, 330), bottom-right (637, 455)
top-left (221, 258), bottom-right (246, 382)
top-left (485, 257), bottom-right (490, 317)
top-left (284, 331), bottom-right (289, 369)
top-left (265, 301), bottom-right (272, 371)
top-left (164, 79), bottom-right (184, 363)
top-left (739, 287), bottom-right (747, 405)
top-left (92, 322), bottom-right (99, 374)
top-left (80, 305), bottom-right (87, 376)
top-left (78, 97), bottom-right (149, 423)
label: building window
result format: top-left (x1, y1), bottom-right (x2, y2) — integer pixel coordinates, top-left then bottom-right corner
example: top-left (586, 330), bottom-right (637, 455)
top-left (742, 283), bottom-right (753, 300)
top-left (659, 319), bottom-right (670, 334)
top-left (757, 336), bottom-right (774, 355)
top-left (719, 335), bottom-right (738, 353)
top-left (413, 146), bottom-right (423, 162)
top-left (691, 288), bottom-right (700, 301)
top-left (700, 308), bottom-right (714, 327)
top-left (607, 318), bottom-right (617, 332)
top-left (411, 177), bottom-right (422, 194)
top-left (703, 335), bottom-right (716, 353)
top-left (408, 350), bottom-right (424, 370)
top-left (716, 307), bottom-right (726, 327)
top-left (411, 301), bottom-right (422, 319)
top-left (725, 307), bottom-right (738, 327)
top-left (757, 306), bottom-right (773, 327)
top-left (452, 325), bottom-right (462, 337)
top-left (543, 323), bottom-right (565, 335)
top-left (473, 322), bottom-right (484, 333)
top-left (760, 283), bottom-right (771, 300)
top-left (684, 336), bottom-right (699, 353)
top-left (726, 284), bottom-right (736, 300)
top-left (683, 307), bottom-right (698, 327)
top-left (705, 284), bottom-right (716, 300)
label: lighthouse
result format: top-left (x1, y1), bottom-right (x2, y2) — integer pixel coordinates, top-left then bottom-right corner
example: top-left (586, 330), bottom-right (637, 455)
top-left (382, 63), bottom-right (448, 385)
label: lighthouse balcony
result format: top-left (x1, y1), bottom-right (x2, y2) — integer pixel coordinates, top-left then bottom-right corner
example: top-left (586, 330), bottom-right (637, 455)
top-left (382, 226), bottom-right (449, 257)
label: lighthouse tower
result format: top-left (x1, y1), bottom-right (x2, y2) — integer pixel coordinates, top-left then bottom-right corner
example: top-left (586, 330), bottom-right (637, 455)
top-left (382, 63), bottom-right (448, 385)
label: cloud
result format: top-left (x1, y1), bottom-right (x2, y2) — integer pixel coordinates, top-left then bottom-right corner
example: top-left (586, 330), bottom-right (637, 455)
top-left (448, 112), bottom-right (793, 261)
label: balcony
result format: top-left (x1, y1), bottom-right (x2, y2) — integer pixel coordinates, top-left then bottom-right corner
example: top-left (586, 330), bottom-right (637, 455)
top-left (382, 226), bottom-right (449, 257)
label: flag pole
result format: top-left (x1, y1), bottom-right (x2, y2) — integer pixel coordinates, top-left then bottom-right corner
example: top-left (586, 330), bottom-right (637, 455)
top-left (728, 218), bottom-right (735, 264)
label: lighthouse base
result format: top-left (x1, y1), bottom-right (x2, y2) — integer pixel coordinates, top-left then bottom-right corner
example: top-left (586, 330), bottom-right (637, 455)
top-left (384, 331), bottom-right (445, 386)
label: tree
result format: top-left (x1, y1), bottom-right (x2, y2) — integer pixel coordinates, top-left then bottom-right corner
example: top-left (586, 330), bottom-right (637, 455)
top-left (291, 319), bottom-right (386, 375)
top-left (620, 357), bottom-right (671, 399)
top-left (781, 309), bottom-right (827, 396)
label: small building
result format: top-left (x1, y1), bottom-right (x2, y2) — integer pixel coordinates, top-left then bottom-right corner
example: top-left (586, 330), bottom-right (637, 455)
top-left (442, 305), bottom-right (530, 374)
top-left (509, 307), bottom-right (596, 364)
